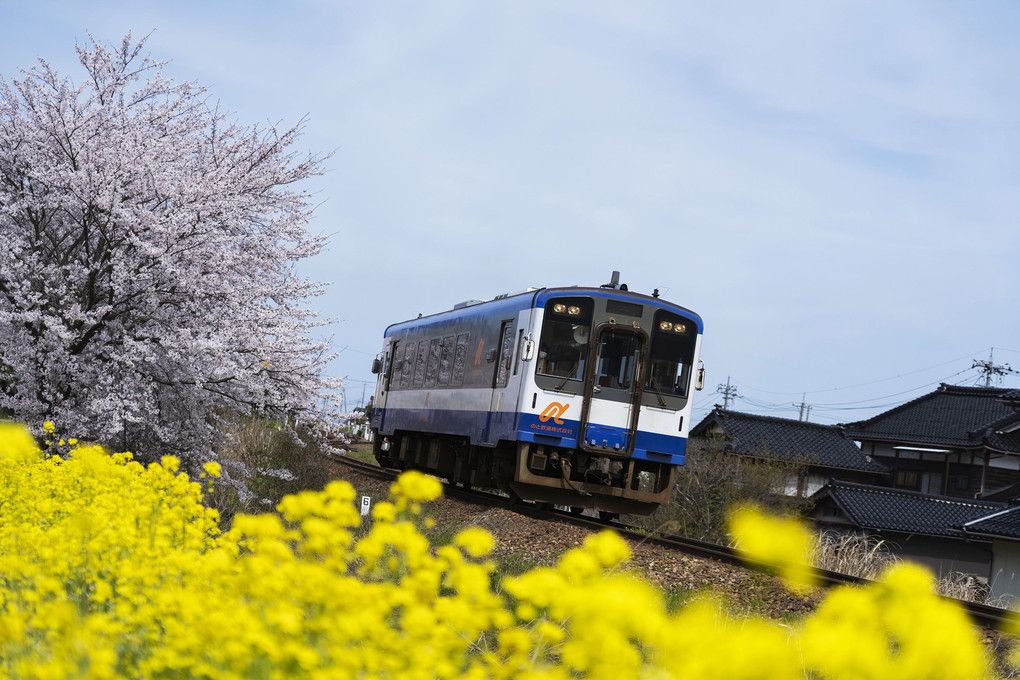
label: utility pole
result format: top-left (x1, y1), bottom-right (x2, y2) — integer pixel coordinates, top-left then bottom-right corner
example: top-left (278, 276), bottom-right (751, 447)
top-left (716, 376), bottom-right (740, 410)
top-left (795, 393), bottom-right (812, 422)
top-left (973, 349), bottom-right (1017, 387)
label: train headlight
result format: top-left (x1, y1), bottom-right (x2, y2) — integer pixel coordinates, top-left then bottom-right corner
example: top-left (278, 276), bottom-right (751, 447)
top-left (553, 303), bottom-right (567, 313)
top-left (659, 321), bottom-right (673, 331)
top-left (567, 306), bottom-right (581, 316)
top-left (673, 323), bottom-right (686, 333)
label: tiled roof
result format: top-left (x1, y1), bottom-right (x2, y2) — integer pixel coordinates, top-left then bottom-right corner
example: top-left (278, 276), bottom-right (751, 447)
top-left (812, 480), bottom-right (1003, 537)
top-left (691, 409), bottom-right (886, 473)
top-left (986, 412), bottom-right (1020, 453)
top-left (844, 384), bottom-right (1020, 452)
top-left (961, 506), bottom-right (1020, 541)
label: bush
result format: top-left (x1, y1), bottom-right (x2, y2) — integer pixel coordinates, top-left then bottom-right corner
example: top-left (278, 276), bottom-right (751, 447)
top-left (206, 416), bottom-right (338, 526)
top-left (635, 437), bottom-right (811, 544)
top-left (0, 422), bottom-right (1004, 679)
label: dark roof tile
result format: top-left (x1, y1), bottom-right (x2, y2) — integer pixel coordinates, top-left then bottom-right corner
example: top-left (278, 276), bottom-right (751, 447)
top-left (962, 506), bottom-right (1020, 540)
top-left (691, 409), bottom-right (886, 472)
top-left (844, 384), bottom-right (1020, 452)
top-left (812, 480), bottom-right (1003, 537)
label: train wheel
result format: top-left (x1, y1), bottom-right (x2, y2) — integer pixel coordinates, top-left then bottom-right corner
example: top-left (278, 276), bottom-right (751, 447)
top-left (598, 511), bottom-right (619, 522)
top-left (569, 506), bottom-right (585, 515)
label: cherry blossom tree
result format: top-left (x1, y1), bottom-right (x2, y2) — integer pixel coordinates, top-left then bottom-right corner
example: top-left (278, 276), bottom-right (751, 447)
top-left (0, 34), bottom-right (339, 461)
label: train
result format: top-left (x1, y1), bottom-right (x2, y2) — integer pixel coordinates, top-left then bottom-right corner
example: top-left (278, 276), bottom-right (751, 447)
top-left (368, 272), bottom-right (704, 517)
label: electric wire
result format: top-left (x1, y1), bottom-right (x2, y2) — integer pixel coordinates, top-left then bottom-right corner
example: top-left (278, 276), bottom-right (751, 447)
top-left (705, 362), bottom-right (1010, 424)
top-left (736, 349), bottom-right (991, 398)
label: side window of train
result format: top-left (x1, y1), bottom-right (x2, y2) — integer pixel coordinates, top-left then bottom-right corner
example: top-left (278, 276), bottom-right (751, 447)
top-left (495, 321), bottom-right (514, 388)
top-left (412, 340), bottom-right (428, 388)
top-left (400, 342), bottom-right (416, 389)
top-left (438, 335), bottom-right (454, 386)
top-left (425, 337), bottom-right (442, 387)
top-left (452, 332), bottom-right (470, 387)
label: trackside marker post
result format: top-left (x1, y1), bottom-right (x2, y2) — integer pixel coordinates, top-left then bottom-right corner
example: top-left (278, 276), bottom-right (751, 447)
top-left (360, 495), bottom-right (371, 517)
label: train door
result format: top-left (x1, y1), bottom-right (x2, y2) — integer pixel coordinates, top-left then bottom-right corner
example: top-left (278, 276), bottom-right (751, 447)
top-left (484, 320), bottom-right (516, 444)
top-left (376, 339), bottom-right (398, 433)
top-left (579, 328), bottom-right (644, 453)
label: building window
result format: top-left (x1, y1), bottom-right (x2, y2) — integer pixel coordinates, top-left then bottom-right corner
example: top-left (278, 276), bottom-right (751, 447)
top-left (895, 469), bottom-right (919, 490)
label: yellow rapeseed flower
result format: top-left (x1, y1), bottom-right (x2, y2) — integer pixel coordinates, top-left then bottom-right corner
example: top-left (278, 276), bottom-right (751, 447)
top-left (0, 421), bottom-right (40, 463)
top-left (0, 422), bottom-right (1002, 680)
top-left (728, 504), bottom-right (818, 592)
top-left (453, 527), bottom-right (495, 558)
top-left (390, 470), bottom-right (443, 502)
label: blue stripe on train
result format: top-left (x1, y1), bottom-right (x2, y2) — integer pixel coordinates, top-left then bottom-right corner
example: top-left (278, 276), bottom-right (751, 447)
top-left (377, 406), bottom-right (686, 464)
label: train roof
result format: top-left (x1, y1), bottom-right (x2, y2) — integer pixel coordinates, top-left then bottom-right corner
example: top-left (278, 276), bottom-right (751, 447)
top-left (383, 284), bottom-right (703, 337)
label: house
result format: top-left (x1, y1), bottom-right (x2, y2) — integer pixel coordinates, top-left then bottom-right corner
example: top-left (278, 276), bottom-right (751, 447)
top-left (690, 408), bottom-right (887, 497)
top-left (844, 385), bottom-right (1020, 498)
top-left (959, 505), bottom-right (1020, 605)
top-left (810, 480), bottom-right (1003, 580)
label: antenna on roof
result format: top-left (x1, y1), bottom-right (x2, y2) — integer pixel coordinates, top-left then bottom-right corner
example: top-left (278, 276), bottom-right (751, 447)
top-left (601, 271), bottom-right (621, 289)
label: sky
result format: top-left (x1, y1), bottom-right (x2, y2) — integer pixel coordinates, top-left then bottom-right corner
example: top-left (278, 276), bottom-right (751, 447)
top-left (1, 0), bottom-right (1017, 425)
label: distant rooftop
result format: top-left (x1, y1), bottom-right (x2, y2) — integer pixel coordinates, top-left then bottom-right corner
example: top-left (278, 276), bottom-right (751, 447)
top-left (691, 408), bottom-right (886, 473)
top-left (812, 479), bottom-right (1003, 537)
top-left (961, 505), bottom-right (1020, 541)
top-left (844, 384), bottom-right (1020, 453)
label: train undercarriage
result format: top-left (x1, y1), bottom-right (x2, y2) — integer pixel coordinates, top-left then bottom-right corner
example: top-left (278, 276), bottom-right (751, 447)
top-left (373, 430), bottom-right (675, 517)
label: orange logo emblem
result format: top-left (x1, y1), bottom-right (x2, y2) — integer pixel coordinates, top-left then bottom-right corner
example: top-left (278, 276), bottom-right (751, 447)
top-left (539, 402), bottom-right (570, 425)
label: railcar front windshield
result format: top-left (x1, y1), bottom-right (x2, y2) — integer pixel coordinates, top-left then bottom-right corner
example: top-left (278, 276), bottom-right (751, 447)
top-left (645, 310), bottom-right (698, 401)
top-left (536, 297), bottom-right (593, 391)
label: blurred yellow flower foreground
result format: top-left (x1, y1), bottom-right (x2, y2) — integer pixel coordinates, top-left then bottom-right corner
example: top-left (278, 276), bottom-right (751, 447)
top-left (0, 422), bottom-right (1007, 679)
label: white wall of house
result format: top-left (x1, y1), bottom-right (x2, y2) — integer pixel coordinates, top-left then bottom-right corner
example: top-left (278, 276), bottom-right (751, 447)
top-left (784, 473), bottom-right (829, 497)
top-left (987, 540), bottom-right (1020, 606)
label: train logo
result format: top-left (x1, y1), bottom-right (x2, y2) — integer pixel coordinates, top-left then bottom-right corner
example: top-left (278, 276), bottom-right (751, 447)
top-left (538, 402), bottom-right (570, 425)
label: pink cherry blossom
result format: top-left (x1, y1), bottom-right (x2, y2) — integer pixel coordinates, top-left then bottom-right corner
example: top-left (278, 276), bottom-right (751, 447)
top-left (0, 34), bottom-right (340, 461)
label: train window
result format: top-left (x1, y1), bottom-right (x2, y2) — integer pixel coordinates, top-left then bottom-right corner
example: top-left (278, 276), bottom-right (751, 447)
top-left (438, 335), bottom-right (454, 386)
top-left (495, 322), bottom-right (514, 388)
top-left (425, 338), bottom-right (442, 386)
top-left (451, 333), bottom-right (470, 386)
top-left (594, 330), bottom-right (641, 390)
top-left (400, 342), bottom-right (416, 389)
top-left (412, 340), bottom-right (428, 388)
top-left (536, 297), bottom-right (593, 392)
top-left (645, 310), bottom-right (697, 403)
top-left (513, 329), bottom-right (524, 376)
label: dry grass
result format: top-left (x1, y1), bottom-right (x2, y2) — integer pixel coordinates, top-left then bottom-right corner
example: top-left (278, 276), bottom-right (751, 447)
top-left (812, 531), bottom-right (900, 580)
top-left (205, 417), bottom-right (337, 527)
top-left (812, 531), bottom-right (989, 603)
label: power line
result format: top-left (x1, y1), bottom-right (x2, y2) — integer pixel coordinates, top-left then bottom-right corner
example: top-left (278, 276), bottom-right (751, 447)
top-left (737, 348), bottom-right (992, 398)
top-left (805, 368), bottom-right (974, 408)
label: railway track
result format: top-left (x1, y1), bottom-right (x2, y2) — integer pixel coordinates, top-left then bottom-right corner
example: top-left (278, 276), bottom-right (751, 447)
top-left (327, 453), bottom-right (1018, 631)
